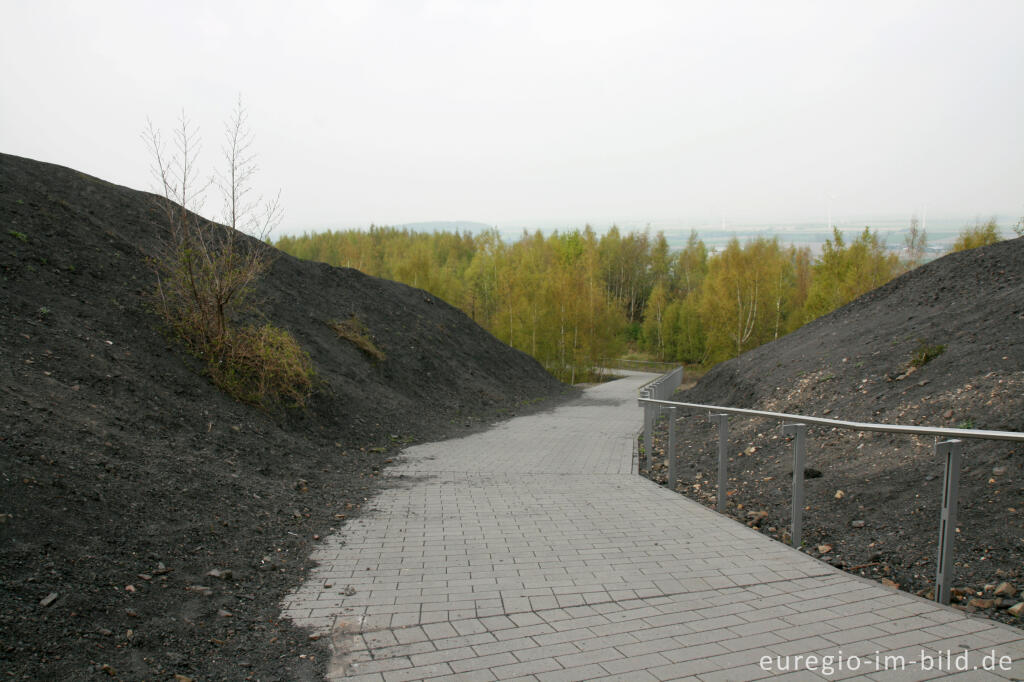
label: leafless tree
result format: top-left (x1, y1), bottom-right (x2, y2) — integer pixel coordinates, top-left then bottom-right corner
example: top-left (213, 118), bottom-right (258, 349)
top-left (903, 214), bottom-right (927, 268)
top-left (143, 98), bottom-right (281, 348)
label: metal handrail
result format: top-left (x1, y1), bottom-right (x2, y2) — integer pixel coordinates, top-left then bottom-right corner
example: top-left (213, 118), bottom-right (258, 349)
top-left (638, 397), bottom-right (1024, 442)
top-left (636, 389), bottom-right (1024, 606)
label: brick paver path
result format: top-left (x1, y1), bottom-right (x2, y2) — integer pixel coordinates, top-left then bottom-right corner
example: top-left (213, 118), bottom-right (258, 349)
top-left (285, 372), bottom-right (1024, 680)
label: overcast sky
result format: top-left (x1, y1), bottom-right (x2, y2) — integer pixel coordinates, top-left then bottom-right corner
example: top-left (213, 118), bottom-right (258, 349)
top-left (2, 0), bottom-right (1022, 238)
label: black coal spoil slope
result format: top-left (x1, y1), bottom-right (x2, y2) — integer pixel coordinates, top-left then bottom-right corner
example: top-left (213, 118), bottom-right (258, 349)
top-left (0, 152), bottom-right (569, 681)
top-left (659, 237), bottom-right (1024, 623)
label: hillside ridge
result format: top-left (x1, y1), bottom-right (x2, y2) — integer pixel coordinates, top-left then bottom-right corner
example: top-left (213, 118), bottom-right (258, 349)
top-left (648, 236), bottom-right (1024, 623)
top-left (0, 152), bottom-right (568, 680)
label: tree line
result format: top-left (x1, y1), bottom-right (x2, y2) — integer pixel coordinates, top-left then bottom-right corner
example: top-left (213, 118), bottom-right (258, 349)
top-left (275, 224), bottom-right (932, 381)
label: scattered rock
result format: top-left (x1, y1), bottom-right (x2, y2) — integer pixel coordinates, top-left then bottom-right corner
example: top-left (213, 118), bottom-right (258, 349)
top-left (206, 568), bottom-right (232, 580)
top-left (817, 544), bottom-right (833, 554)
top-left (217, 609), bottom-right (232, 618)
top-left (834, 490), bottom-right (845, 499)
top-left (951, 587), bottom-right (972, 601)
top-left (746, 510), bottom-right (769, 527)
top-left (343, 585), bottom-right (357, 596)
top-left (851, 520), bottom-right (866, 528)
top-left (993, 466), bottom-right (1008, 476)
top-left (881, 578), bottom-right (899, 589)
top-left (969, 597), bottom-right (998, 609)
top-left (995, 582), bottom-right (1017, 598)
top-left (39, 592), bottom-right (59, 607)
top-left (186, 585), bottom-right (213, 597)
top-left (1008, 602), bottom-right (1024, 618)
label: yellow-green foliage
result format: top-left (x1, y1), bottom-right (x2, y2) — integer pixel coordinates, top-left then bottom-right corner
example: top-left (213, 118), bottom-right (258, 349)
top-left (330, 317), bottom-right (386, 361)
top-left (276, 224), bottom-right (903, 377)
top-left (802, 228), bottom-right (902, 324)
top-left (206, 324), bottom-right (316, 409)
top-left (952, 218), bottom-right (1001, 252)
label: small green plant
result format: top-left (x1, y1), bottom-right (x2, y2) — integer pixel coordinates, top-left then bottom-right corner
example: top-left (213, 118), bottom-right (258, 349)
top-left (36, 306), bottom-right (51, 319)
top-left (910, 339), bottom-right (945, 368)
top-left (330, 316), bottom-right (386, 361)
top-left (7, 230), bottom-right (28, 242)
top-left (205, 324), bottom-right (316, 409)
top-left (958, 418), bottom-right (975, 429)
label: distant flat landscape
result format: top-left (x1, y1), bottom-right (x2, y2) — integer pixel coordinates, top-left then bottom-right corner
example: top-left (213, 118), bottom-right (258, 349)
top-left (362, 215), bottom-right (1018, 256)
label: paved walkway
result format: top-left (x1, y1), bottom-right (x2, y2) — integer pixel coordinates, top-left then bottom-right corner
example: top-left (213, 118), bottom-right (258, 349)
top-left (285, 372), bottom-right (1024, 681)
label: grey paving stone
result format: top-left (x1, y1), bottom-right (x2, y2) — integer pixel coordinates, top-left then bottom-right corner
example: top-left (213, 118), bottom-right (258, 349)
top-left (282, 371), bottom-right (1024, 681)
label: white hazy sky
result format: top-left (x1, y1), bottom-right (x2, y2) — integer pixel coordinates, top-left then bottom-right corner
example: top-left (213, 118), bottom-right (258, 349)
top-left (2, 0), bottom-right (1022, 238)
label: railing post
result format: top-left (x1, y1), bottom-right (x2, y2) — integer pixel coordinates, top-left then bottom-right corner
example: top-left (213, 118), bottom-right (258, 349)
top-left (667, 407), bottom-right (677, 490)
top-left (782, 423), bottom-right (807, 548)
top-left (935, 439), bottom-right (963, 605)
top-left (709, 414), bottom-right (729, 513)
top-left (642, 391), bottom-right (653, 475)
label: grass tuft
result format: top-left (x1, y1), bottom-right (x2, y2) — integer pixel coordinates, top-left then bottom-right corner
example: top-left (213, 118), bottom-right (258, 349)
top-left (205, 324), bottom-right (316, 409)
top-left (910, 339), bottom-right (945, 368)
top-left (330, 317), bottom-right (386, 361)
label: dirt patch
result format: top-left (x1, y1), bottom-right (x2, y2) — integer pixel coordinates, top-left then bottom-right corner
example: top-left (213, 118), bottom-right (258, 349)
top-left (641, 236), bottom-right (1024, 626)
top-left (0, 153), bottom-right (573, 680)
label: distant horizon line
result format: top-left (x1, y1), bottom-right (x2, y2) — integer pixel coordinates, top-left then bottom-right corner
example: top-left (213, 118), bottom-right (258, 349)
top-left (279, 212), bottom-right (1021, 240)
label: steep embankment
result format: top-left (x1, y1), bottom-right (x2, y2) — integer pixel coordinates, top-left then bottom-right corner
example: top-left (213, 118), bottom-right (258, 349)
top-left (649, 237), bottom-right (1024, 622)
top-left (0, 152), bottom-right (568, 680)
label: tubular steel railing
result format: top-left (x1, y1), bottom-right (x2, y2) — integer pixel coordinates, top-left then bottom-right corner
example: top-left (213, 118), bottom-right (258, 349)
top-left (637, 367), bottom-right (684, 467)
top-left (637, 388), bottom-right (1024, 606)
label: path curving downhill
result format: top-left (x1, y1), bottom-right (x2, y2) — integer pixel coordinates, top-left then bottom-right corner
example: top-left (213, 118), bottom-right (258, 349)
top-left (285, 372), bottom-right (1024, 681)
